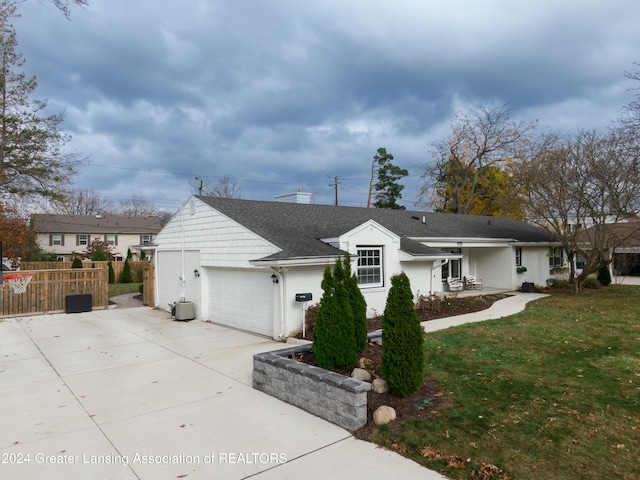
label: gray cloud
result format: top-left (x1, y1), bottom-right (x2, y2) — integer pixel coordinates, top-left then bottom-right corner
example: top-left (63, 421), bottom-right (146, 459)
top-left (14, 0), bottom-right (640, 210)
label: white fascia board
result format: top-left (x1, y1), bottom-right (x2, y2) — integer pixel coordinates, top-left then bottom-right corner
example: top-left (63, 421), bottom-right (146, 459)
top-left (412, 237), bottom-right (513, 248)
top-left (249, 256), bottom-right (340, 268)
top-left (509, 241), bottom-right (555, 247)
top-left (398, 251), bottom-right (462, 262)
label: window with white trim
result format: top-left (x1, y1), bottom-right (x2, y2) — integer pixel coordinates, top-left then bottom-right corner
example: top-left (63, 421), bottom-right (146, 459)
top-left (106, 234), bottom-right (117, 246)
top-left (356, 247), bottom-right (383, 287)
top-left (51, 234), bottom-right (63, 246)
top-left (549, 247), bottom-right (563, 268)
top-left (78, 234), bottom-right (88, 246)
top-left (441, 248), bottom-right (462, 280)
top-left (515, 247), bottom-right (522, 267)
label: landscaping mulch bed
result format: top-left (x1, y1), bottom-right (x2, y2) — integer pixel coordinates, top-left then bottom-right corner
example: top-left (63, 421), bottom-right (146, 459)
top-left (295, 294), bottom-right (507, 432)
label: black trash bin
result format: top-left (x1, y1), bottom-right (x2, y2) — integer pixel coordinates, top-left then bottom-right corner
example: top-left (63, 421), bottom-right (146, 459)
top-left (521, 282), bottom-right (535, 293)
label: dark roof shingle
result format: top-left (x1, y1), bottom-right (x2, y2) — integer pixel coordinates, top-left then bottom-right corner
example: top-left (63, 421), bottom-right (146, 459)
top-left (197, 197), bottom-right (551, 260)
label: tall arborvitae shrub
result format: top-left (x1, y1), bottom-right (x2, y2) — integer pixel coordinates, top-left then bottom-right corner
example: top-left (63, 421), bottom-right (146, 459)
top-left (313, 263), bottom-right (357, 370)
top-left (108, 260), bottom-right (115, 284)
top-left (343, 253), bottom-right (368, 352)
top-left (597, 265), bottom-right (612, 286)
top-left (121, 258), bottom-right (132, 283)
top-left (381, 272), bottom-right (424, 397)
top-left (126, 248), bottom-right (133, 260)
top-left (71, 257), bottom-right (83, 269)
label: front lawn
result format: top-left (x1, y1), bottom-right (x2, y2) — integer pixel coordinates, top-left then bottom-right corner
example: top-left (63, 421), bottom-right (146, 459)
top-left (362, 286), bottom-right (640, 480)
top-left (108, 282), bottom-right (142, 298)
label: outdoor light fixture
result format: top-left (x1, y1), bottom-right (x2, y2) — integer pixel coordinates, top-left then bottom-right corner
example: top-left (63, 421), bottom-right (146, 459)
top-left (271, 273), bottom-right (279, 284)
top-left (193, 269), bottom-right (200, 278)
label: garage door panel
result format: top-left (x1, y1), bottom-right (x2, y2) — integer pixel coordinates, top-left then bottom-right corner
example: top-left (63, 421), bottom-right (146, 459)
top-left (207, 269), bottom-right (273, 337)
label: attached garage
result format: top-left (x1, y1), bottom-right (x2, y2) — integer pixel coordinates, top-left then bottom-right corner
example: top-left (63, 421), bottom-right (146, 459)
top-left (206, 268), bottom-right (274, 337)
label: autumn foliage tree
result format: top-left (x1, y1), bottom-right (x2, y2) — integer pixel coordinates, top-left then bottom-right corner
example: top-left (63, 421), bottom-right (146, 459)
top-left (0, 200), bottom-right (28, 263)
top-left (422, 103), bottom-right (535, 218)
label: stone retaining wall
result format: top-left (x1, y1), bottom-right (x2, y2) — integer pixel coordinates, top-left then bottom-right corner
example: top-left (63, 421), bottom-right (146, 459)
top-left (252, 344), bottom-right (371, 431)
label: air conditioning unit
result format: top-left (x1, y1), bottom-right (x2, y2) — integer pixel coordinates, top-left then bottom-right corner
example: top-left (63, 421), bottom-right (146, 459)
top-left (174, 301), bottom-right (195, 321)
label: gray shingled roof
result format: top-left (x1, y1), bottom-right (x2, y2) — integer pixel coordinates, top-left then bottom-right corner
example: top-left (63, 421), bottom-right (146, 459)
top-left (197, 197), bottom-right (552, 261)
top-left (31, 214), bottom-right (163, 234)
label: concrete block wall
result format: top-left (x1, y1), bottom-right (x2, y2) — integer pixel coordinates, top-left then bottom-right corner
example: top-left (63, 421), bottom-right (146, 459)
top-left (253, 344), bottom-right (371, 431)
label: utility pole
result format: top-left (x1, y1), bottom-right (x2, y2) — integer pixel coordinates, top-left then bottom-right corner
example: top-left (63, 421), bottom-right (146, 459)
top-left (329, 176), bottom-right (341, 206)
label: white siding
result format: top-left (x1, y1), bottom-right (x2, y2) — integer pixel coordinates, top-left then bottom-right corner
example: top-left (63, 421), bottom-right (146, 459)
top-left (155, 198), bottom-right (279, 268)
top-left (156, 250), bottom-right (202, 318)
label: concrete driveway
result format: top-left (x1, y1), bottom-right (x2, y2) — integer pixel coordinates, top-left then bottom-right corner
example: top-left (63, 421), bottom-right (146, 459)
top-left (0, 306), bottom-right (446, 480)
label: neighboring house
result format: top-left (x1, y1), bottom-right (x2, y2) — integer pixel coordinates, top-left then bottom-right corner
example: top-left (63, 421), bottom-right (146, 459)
top-left (31, 214), bottom-right (162, 262)
top-left (575, 217), bottom-right (640, 276)
top-left (153, 196), bottom-right (554, 340)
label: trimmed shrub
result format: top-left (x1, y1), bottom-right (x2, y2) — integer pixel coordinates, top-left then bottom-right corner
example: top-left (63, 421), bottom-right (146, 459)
top-left (126, 248), bottom-right (133, 260)
top-left (91, 248), bottom-right (108, 262)
top-left (381, 272), bottom-right (424, 397)
top-left (120, 259), bottom-right (132, 283)
top-left (597, 265), bottom-right (612, 286)
top-left (342, 253), bottom-right (368, 353)
top-left (71, 257), bottom-right (83, 269)
top-left (313, 265), bottom-right (357, 370)
top-left (108, 261), bottom-right (115, 284)
top-left (140, 250), bottom-right (146, 260)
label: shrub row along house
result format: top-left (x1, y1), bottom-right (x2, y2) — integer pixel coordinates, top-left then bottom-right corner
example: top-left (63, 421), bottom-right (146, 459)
top-left (31, 214), bottom-right (162, 262)
top-left (151, 195), bottom-right (553, 339)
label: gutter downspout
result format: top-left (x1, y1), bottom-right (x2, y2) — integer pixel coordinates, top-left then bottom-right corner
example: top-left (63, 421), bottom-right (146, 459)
top-left (271, 268), bottom-right (285, 340)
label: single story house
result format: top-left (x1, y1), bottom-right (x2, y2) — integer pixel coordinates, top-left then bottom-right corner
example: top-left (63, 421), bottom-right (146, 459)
top-left (152, 196), bottom-right (554, 340)
top-left (31, 214), bottom-right (163, 262)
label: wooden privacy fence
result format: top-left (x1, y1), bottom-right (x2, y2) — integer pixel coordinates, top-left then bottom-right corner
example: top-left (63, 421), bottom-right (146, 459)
top-left (20, 260), bottom-right (150, 283)
top-left (1, 268), bottom-right (109, 317)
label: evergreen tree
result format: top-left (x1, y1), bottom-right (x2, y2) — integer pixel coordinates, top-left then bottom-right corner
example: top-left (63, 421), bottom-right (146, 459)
top-left (371, 148), bottom-right (408, 210)
top-left (107, 260), bottom-right (115, 284)
top-left (597, 265), bottom-right (612, 286)
top-left (71, 257), bottom-right (82, 268)
top-left (381, 272), bottom-right (424, 397)
top-left (120, 258), bottom-right (132, 283)
top-left (0, 5), bottom-right (79, 202)
top-left (126, 247), bottom-right (133, 260)
top-left (343, 253), bottom-right (368, 352)
top-left (313, 264), bottom-right (357, 370)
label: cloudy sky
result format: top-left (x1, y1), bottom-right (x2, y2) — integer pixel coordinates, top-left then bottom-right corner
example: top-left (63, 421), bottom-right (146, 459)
top-left (14, 0), bottom-right (640, 213)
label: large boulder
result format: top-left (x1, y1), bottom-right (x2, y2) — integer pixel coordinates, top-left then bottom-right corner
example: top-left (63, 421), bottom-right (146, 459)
top-left (351, 368), bottom-right (372, 382)
top-left (373, 405), bottom-right (396, 425)
top-left (372, 378), bottom-right (389, 394)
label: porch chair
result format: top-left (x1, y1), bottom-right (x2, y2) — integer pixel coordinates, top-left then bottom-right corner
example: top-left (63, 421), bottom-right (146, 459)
top-left (446, 276), bottom-right (464, 292)
top-left (464, 275), bottom-right (483, 290)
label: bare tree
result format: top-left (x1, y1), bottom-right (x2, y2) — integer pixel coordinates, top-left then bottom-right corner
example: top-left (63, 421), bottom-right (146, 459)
top-left (517, 129), bottom-right (640, 293)
top-left (421, 103), bottom-right (536, 214)
top-left (50, 189), bottom-right (114, 216)
top-left (202, 176), bottom-right (241, 199)
top-left (116, 195), bottom-right (156, 217)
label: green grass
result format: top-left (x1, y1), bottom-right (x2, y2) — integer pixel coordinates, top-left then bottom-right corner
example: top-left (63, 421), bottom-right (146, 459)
top-left (369, 285), bottom-right (640, 480)
top-left (108, 282), bottom-right (142, 298)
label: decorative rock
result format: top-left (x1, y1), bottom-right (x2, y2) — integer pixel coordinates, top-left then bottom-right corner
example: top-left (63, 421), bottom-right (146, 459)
top-left (357, 357), bottom-right (368, 369)
top-left (372, 378), bottom-right (389, 394)
top-left (351, 368), bottom-right (372, 382)
top-left (373, 405), bottom-right (396, 425)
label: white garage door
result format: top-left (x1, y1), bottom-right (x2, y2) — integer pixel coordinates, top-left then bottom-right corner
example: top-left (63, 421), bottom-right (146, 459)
top-left (207, 268), bottom-right (274, 337)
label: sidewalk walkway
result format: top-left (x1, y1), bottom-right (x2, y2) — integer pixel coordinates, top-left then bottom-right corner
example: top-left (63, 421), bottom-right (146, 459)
top-left (0, 291), bottom-right (545, 479)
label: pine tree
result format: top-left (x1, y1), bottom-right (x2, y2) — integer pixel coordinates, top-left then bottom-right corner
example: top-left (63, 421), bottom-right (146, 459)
top-left (381, 272), bottom-right (424, 397)
top-left (0, 6), bottom-right (78, 202)
top-left (107, 260), bottom-right (115, 284)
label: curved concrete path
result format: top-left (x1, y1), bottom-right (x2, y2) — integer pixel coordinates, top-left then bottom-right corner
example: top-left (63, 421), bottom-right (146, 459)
top-left (0, 292), bottom-right (546, 479)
